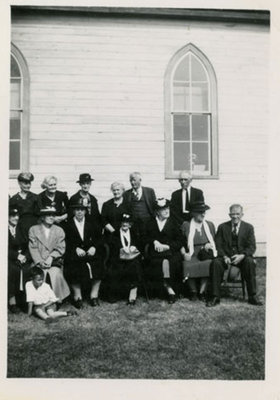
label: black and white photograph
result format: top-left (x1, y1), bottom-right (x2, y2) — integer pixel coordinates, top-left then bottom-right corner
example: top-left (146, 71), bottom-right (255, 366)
top-left (1, 0), bottom-right (280, 398)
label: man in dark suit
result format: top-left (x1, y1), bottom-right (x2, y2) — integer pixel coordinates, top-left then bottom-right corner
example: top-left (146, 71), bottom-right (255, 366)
top-left (170, 170), bottom-right (204, 225)
top-left (207, 204), bottom-right (263, 307)
top-left (123, 172), bottom-right (156, 234)
top-left (68, 173), bottom-right (101, 228)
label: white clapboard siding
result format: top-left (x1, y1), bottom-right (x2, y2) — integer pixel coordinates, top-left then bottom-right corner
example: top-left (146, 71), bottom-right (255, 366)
top-left (10, 13), bottom-right (269, 255)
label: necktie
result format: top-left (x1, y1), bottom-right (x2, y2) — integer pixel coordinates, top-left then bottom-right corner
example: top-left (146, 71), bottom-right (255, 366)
top-left (185, 190), bottom-right (189, 210)
top-left (233, 223), bottom-right (238, 236)
top-left (123, 235), bottom-right (129, 247)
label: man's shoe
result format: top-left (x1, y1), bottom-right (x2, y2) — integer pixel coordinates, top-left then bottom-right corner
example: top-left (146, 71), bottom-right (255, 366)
top-left (90, 298), bottom-right (100, 307)
top-left (206, 297), bottom-right (220, 307)
top-left (248, 296), bottom-right (263, 306)
top-left (189, 292), bottom-right (198, 301)
top-left (73, 299), bottom-right (83, 309)
top-left (9, 305), bottom-right (20, 314)
top-left (168, 294), bottom-right (176, 304)
top-left (198, 293), bottom-right (207, 302)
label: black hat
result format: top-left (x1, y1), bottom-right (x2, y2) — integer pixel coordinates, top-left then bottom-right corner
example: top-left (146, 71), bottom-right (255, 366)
top-left (70, 198), bottom-right (88, 210)
top-left (9, 206), bottom-right (19, 216)
top-left (39, 206), bottom-right (57, 216)
top-left (155, 198), bottom-right (170, 210)
top-left (190, 201), bottom-right (210, 214)
top-left (121, 214), bottom-right (133, 223)
top-left (77, 173), bottom-right (94, 183)
top-left (17, 172), bottom-right (34, 183)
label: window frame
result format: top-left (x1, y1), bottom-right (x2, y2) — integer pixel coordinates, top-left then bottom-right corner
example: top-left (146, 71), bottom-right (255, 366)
top-left (10, 43), bottom-right (30, 178)
top-left (164, 43), bottom-right (218, 179)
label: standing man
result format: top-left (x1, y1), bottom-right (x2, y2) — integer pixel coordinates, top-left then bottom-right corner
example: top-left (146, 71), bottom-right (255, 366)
top-left (69, 173), bottom-right (101, 229)
top-left (206, 204), bottom-right (263, 307)
top-left (123, 172), bottom-right (156, 235)
top-left (170, 170), bottom-right (204, 225)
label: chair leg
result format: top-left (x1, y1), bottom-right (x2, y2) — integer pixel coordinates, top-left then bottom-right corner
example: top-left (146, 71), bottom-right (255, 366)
top-left (242, 278), bottom-right (246, 300)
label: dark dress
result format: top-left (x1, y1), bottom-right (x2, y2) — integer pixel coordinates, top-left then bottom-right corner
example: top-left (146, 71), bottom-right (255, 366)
top-left (68, 191), bottom-right (102, 228)
top-left (38, 190), bottom-right (69, 230)
top-left (109, 227), bottom-right (142, 291)
top-left (64, 217), bottom-right (105, 287)
top-left (101, 198), bottom-right (131, 240)
top-left (9, 192), bottom-right (39, 244)
top-left (8, 226), bottom-right (30, 299)
top-left (145, 217), bottom-right (184, 289)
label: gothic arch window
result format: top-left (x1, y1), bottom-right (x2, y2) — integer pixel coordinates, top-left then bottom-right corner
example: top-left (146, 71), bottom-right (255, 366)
top-left (164, 43), bottom-right (218, 179)
top-left (10, 44), bottom-right (29, 175)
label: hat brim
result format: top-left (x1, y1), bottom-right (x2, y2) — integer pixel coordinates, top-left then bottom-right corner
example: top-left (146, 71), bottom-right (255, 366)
top-left (40, 211), bottom-right (57, 216)
top-left (191, 205), bottom-right (210, 213)
top-left (76, 179), bottom-right (94, 183)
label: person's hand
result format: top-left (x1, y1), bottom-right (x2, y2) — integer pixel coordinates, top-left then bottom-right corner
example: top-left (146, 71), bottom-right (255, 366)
top-left (154, 241), bottom-right (165, 252)
top-left (183, 253), bottom-right (192, 261)
top-left (204, 243), bottom-right (213, 251)
top-left (54, 215), bottom-right (63, 224)
top-left (130, 246), bottom-right (137, 252)
top-left (87, 247), bottom-right (96, 257)
top-left (17, 254), bottom-right (26, 264)
top-left (76, 248), bottom-right (86, 257)
top-left (224, 256), bottom-right (231, 266)
top-left (231, 254), bottom-right (245, 265)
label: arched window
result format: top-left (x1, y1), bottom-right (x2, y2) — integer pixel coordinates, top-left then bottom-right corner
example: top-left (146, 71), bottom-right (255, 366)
top-left (10, 44), bottom-right (29, 175)
top-left (165, 43), bottom-right (218, 179)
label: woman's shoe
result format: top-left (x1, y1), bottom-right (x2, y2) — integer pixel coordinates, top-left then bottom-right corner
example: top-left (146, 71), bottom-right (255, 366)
top-left (90, 298), bottom-right (100, 307)
top-left (198, 293), bottom-right (206, 302)
top-left (72, 299), bottom-right (83, 309)
top-left (189, 292), bottom-right (198, 301)
top-left (127, 299), bottom-right (136, 306)
top-left (168, 294), bottom-right (176, 304)
top-left (8, 305), bottom-right (20, 314)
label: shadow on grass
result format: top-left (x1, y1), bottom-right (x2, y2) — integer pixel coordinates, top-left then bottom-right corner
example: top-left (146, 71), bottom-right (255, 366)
top-left (7, 259), bottom-right (266, 379)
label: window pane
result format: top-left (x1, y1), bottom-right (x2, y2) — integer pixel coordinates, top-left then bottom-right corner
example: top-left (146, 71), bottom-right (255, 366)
top-left (192, 143), bottom-right (209, 172)
top-left (191, 82), bottom-right (208, 111)
top-left (10, 55), bottom-right (21, 78)
top-left (174, 54), bottom-right (190, 81)
top-left (192, 115), bottom-right (209, 141)
top-left (9, 141), bottom-right (20, 170)
top-left (191, 55), bottom-right (207, 82)
top-left (10, 111), bottom-right (21, 140)
top-left (173, 115), bottom-right (190, 141)
top-left (173, 142), bottom-right (191, 171)
top-left (10, 79), bottom-right (21, 109)
top-left (173, 83), bottom-right (190, 111)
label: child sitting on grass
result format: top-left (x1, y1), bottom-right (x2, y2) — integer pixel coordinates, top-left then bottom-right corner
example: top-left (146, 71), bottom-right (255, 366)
top-left (26, 266), bottom-right (76, 323)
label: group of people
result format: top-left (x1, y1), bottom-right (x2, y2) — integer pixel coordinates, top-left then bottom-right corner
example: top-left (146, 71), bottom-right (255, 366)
top-left (8, 169), bottom-right (262, 322)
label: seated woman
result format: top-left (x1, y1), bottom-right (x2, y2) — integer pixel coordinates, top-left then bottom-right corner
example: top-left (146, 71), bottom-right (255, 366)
top-left (64, 200), bottom-right (104, 309)
top-left (108, 214), bottom-right (142, 305)
top-left (181, 201), bottom-right (217, 301)
top-left (28, 206), bottom-right (70, 304)
top-left (101, 182), bottom-right (131, 241)
top-left (8, 206), bottom-right (31, 313)
top-left (145, 198), bottom-right (184, 304)
top-left (9, 172), bottom-right (39, 244)
top-left (38, 176), bottom-right (69, 229)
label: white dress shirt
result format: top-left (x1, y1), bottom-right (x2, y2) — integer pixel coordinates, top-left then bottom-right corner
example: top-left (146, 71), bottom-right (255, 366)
top-left (120, 229), bottom-right (131, 249)
top-left (232, 221), bottom-right (241, 234)
top-left (133, 186), bottom-right (143, 200)
top-left (74, 217), bottom-right (85, 240)
top-left (156, 217), bottom-right (168, 232)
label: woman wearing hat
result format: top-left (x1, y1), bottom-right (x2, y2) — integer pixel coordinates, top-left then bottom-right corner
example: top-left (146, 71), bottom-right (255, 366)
top-left (101, 182), bottom-right (131, 241)
top-left (64, 199), bottom-right (105, 308)
top-left (28, 206), bottom-right (70, 303)
top-left (181, 201), bottom-right (217, 301)
top-left (108, 213), bottom-right (142, 305)
top-left (8, 206), bottom-right (31, 313)
top-left (145, 198), bottom-right (184, 304)
top-left (9, 172), bottom-right (39, 244)
top-left (38, 176), bottom-right (69, 229)
top-left (68, 173), bottom-right (101, 228)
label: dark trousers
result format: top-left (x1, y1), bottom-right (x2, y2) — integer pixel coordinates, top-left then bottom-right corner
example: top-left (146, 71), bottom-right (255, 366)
top-left (209, 256), bottom-right (257, 298)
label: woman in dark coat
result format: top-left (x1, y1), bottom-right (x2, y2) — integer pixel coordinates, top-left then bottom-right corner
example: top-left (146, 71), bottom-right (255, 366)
top-left (38, 175), bottom-right (69, 229)
top-left (101, 182), bottom-right (131, 241)
top-left (9, 172), bottom-right (39, 244)
top-left (8, 206), bottom-right (30, 313)
top-left (145, 198), bottom-right (184, 303)
top-left (64, 200), bottom-right (104, 309)
top-left (108, 214), bottom-right (142, 305)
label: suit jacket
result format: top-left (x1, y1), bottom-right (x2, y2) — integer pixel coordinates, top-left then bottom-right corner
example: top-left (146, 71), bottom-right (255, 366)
top-left (38, 190), bottom-right (69, 216)
top-left (8, 226), bottom-right (29, 263)
top-left (170, 187), bottom-right (204, 225)
top-left (181, 220), bottom-right (215, 251)
top-left (68, 191), bottom-right (101, 227)
top-left (215, 220), bottom-right (256, 258)
top-left (29, 224), bottom-right (65, 265)
top-left (65, 217), bottom-right (103, 263)
top-left (123, 186), bottom-right (156, 218)
top-left (145, 217), bottom-right (184, 256)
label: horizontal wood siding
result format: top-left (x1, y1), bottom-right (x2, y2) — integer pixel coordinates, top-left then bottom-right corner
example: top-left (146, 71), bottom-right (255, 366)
top-left (10, 14), bottom-right (269, 255)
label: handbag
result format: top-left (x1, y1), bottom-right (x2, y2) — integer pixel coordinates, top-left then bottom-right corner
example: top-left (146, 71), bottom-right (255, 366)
top-left (197, 247), bottom-right (214, 261)
top-left (119, 247), bottom-right (140, 261)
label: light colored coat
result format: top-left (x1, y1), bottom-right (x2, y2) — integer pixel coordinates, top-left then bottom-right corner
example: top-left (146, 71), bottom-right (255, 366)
top-left (29, 223), bottom-right (65, 264)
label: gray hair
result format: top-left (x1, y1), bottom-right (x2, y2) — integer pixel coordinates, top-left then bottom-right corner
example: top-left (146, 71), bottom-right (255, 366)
top-left (179, 170), bottom-right (192, 180)
top-left (110, 181), bottom-right (125, 192)
top-left (229, 204), bottom-right (243, 213)
top-left (41, 175), bottom-right (58, 189)
top-left (129, 171), bottom-right (142, 180)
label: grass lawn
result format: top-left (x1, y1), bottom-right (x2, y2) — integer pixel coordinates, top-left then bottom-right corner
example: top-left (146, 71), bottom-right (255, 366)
top-left (7, 259), bottom-right (266, 379)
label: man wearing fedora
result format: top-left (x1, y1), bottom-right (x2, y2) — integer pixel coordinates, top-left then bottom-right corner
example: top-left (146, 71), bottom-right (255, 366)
top-left (123, 171), bottom-right (156, 235)
top-left (207, 204), bottom-right (263, 307)
top-left (69, 173), bottom-right (101, 228)
top-left (170, 170), bottom-right (205, 226)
